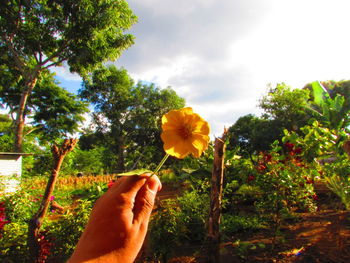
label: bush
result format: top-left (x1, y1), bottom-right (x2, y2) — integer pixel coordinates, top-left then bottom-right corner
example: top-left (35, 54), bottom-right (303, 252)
top-left (48, 199), bottom-right (93, 262)
top-left (0, 222), bottom-right (31, 263)
top-left (149, 189), bottom-right (209, 262)
top-left (221, 214), bottom-right (264, 239)
top-left (3, 188), bottom-right (42, 223)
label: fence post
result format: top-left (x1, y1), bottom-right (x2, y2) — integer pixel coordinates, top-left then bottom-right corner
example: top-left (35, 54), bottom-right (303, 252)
top-left (208, 130), bottom-right (227, 263)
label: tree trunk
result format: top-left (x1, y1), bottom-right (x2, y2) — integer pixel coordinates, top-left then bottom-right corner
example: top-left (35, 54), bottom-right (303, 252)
top-left (208, 130), bottom-right (227, 263)
top-left (14, 74), bottom-right (38, 152)
top-left (28, 139), bottom-right (78, 262)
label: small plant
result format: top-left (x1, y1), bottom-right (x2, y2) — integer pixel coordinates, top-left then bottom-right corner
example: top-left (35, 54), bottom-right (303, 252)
top-left (149, 188), bottom-right (209, 262)
top-left (48, 199), bottom-right (93, 262)
top-left (0, 222), bottom-right (30, 263)
top-left (221, 214), bottom-right (265, 238)
top-left (251, 141), bottom-right (317, 246)
top-left (324, 158), bottom-right (350, 210)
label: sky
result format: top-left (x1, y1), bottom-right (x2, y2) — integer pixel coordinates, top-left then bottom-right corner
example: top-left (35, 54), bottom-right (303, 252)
top-left (53, 0), bottom-right (350, 137)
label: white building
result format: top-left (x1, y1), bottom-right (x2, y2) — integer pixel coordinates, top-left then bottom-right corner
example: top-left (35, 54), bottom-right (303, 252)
top-left (0, 152), bottom-right (30, 194)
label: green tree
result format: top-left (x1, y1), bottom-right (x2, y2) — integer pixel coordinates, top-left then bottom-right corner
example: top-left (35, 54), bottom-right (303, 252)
top-left (0, 113), bottom-right (13, 151)
top-left (227, 114), bottom-right (280, 159)
top-left (0, 0), bottom-right (136, 151)
top-left (79, 66), bottom-right (185, 172)
top-left (259, 83), bottom-right (310, 132)
top-left (304, 81), bottom-right (350, 131)
top-left (1, 70), bottom-right (88, 140)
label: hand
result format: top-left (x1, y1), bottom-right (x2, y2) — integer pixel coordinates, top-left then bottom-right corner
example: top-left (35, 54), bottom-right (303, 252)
top-left (67, 174), bottom-right (162, 263)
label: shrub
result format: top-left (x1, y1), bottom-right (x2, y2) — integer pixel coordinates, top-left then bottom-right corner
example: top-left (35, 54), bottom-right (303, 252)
top-left (221, 214), bottom-right (265, 239)
top-left (0, 222), bottom-right (30, 263)
top-left (149, 189), bottom-right (209, 262)
top-left (48, 199), bottom-right (93, 262)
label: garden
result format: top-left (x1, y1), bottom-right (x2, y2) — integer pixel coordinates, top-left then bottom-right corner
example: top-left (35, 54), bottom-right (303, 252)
top-left (1, 1), bottom-right (350, 262)
top-left (1, 80), bottom-right (350, 263)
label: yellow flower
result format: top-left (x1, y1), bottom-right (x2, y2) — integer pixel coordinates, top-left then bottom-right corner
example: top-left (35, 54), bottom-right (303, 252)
top-left (161, 107), bottom-right (210, 159)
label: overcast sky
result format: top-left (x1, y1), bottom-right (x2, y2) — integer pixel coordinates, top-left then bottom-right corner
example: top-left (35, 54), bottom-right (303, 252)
top-left (54, 0), bottom-right (350, 137)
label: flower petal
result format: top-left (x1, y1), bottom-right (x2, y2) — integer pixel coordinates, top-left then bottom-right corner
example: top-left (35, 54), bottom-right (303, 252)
top-left (160, 107), bottom-right (210, 159)
top-left (190, 134), bottom-right (210, 157)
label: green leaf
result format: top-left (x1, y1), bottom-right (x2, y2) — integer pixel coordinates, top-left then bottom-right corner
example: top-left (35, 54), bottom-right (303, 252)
top-left (117, 169), bottom-right (153, 176)
top-left (311, 81), bottom-right (329, 106)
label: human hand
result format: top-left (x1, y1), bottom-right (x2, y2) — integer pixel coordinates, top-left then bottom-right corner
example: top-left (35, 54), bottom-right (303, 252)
top-left (67, 174), bottom-right (162, 263)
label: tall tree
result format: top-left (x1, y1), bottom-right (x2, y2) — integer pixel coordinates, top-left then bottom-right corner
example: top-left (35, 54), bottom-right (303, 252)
top-left (259, 83), bottom-right (310, 132)
top-left (80, 66), bottom-right (185, 172)
top-left (0, 0), bottom-right (136, 151)
top-left (0, 70), bottom-right (88, 141)
top-left (227, 114), bottom-right (281, 159)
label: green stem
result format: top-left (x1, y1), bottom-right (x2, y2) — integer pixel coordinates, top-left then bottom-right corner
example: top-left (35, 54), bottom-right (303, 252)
top-left (154, 153), bottom-right (170, 174)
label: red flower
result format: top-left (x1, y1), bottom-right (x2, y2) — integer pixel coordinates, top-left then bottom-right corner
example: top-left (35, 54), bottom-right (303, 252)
top-left (257, 164), bottom-right (267, 172)
top-left (284, 142), bottom-right (294, 151)
top-left (263, 153), bottom-right (272, 163)
top-left (37, 231), bottom-right (53, 263)
top-left (247, 175), bottom-right (255, 182)
top-left (294, 147), bottom-right (302, 154)
top-left (0, 202), bottom-right (10, 233)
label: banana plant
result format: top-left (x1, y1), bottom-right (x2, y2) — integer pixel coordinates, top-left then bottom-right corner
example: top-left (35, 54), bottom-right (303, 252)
top-left (308, 81), bottom-right (349, 131)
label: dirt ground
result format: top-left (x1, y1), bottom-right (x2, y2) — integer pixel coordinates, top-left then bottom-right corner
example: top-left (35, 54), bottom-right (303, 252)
top-left (154, 183), bottom-right (350, 263)
top-left (217, 209), bottom-right (350, 263)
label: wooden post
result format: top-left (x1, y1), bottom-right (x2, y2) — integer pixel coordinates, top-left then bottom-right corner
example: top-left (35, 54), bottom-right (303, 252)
top-left (208, 130), bottom-right (227, 263)
top-left (28, 139), bottom-right (78, 262)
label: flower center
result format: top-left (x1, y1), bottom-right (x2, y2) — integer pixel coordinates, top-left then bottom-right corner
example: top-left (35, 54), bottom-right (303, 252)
top-left (178, 124), bottom-right (192, 139)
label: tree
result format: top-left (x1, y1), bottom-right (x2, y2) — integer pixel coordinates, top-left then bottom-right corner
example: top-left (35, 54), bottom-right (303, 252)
top-left (0, 70), bottom-right (88, 142)
top-left (227, 114), bottom-right (281, 159)
top-left (79, 66), bottom-right (185, 172)
top-left (0, 114), bottom-right (13, 151)
top-left (0, 0), bottom-right (136, 151)
top-left (259, 83), bottom-right (310, 132)
top-left (304, 80), bottom-right (350, 131)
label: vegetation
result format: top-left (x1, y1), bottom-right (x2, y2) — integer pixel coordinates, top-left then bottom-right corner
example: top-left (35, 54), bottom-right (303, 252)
top-left (0, 2), bottom-right (349, 263)
top-left (0, 0), bottom-right (136, 151)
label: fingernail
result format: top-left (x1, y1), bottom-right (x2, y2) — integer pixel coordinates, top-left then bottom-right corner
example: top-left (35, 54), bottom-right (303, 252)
top-left (146, 177), bottom-right (161, 194)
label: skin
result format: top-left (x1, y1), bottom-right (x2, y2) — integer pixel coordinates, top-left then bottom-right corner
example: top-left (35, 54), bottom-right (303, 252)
top-left (67, 174), bottom-right (162, 263)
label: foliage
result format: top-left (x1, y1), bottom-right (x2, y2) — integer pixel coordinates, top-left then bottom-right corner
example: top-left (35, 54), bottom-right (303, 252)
top-left (251, 141), bottom-right (318, 235)
top-left (66, 147), bottom-right (105, 175)
top-left (0, 0), bottom-right (136, 76)
top-left (149, 198), bottom-right (185, 261)
top-left (149, 188), bottom-right (209, 262)
top-left (1, 0), bottom-right (136, 150)
top-left (227, 114), bottom-right (281, 156)
top-left (323, 157), bottom-right (350, 210)
top-left (48, 199), bottom-right (93, 262)
top-left (0, 71), bottom-right (88, 140)
top-left (0, 114), bottom-right (13, 151)
top-left (0, 222), bottom-right (30, 263)
top-left (285, 82), bottom-right (350, 210)
top-left (80, 65), bottom-right (185, 172)
top-left (2, 187), bottom-right (42, 223)
top-left (307, 81), bottom-right (350, 131)
top-left (259, 83), bottom-right (310, 132)
top-left (221, 214), bottom-right (265, 238)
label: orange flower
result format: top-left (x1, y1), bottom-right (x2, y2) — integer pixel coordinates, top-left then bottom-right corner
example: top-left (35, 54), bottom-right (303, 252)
top-left (161, 107), bottom-right (210, 159)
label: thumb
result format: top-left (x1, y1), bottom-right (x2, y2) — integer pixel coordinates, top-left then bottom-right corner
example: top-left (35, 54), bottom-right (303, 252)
top-left (133, 175), bottom-right (162, 226)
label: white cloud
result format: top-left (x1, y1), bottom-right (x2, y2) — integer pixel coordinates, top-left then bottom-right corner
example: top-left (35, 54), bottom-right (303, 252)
top-left (57, 0), bottom-right (350, 138)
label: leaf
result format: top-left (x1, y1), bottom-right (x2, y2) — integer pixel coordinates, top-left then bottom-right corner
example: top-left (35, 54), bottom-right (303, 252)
top-left (182, 168), bottom-right (198, 174)
top-left (117, 169), bottom-right (154, 176)
top-left (311, 81), bottom-right (329, 106)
